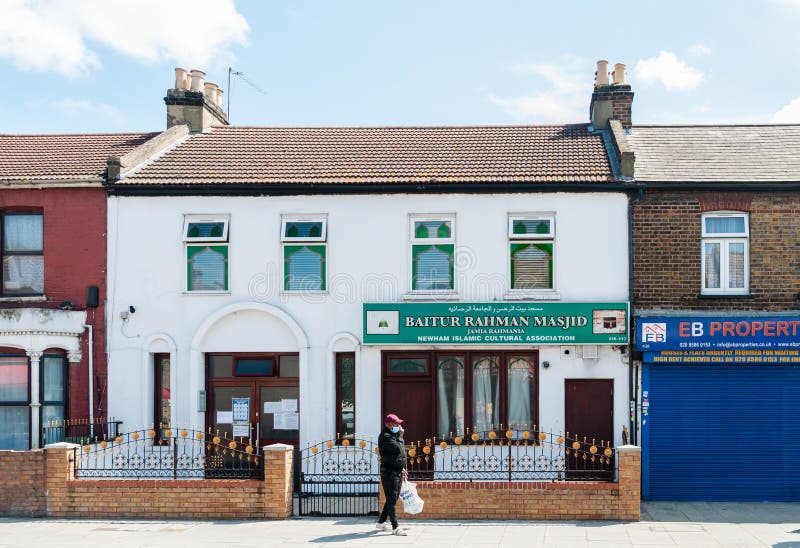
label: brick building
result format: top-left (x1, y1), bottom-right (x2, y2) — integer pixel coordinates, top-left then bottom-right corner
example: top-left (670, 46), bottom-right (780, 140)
top-left (627, 125), bottom-right (800, 501)
top-left (0, 132), bottom-right (165, 449)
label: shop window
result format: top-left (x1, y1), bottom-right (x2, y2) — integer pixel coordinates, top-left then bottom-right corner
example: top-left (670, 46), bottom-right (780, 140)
top-left (701, 212), bottom-right (749, 295)
top-left (184, 215), bottom-right (229, 292)
top-left (436, 356), bottom-right (465, 439)
top-left (508, 215), bottom-right (554, 290)
top-left (411, 217), bottom-right (454, 291)
top-left (282, 217), bottom-right (327, 291)
top-left (154, 353), bottom-right (170, 440)
top-left (335, 353), bottom-right (355, 441)
top-left (2, 212), bottom-right (44, 296)
top-left (0, 354), bottom-right (29, 450)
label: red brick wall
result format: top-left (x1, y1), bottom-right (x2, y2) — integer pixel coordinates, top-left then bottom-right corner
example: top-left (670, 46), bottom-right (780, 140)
top-left (383, 447), bottom-right (641, 521)
top-left (632, 191), bottom-right (800, 311)
top-left (0, 450), bottom-right (46, 517)
top-left (0, 187), bottom-right (107, 421)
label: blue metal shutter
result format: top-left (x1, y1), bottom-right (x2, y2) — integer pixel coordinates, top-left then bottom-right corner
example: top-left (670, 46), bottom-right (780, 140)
top-left (647, 365), bottom-right (800, 501)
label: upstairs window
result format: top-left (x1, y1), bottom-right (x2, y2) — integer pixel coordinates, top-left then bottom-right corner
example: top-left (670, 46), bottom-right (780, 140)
top-left (2, 213), bottom-right (44, 296)
top-left (508, 216), bottom-right (554, 290)
top-left (282, 218), bottom-right (327, 291)
top-left (411, 217), bottom-right (455, 291)
top-left (184, 215), bottom-right (229, 292)
top-left (701, 213), bottom-right (749, 295)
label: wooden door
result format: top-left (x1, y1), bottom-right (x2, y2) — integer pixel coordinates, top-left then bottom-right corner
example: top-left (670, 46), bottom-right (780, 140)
top-left (565, 379), bottom-right (614, 480)
top-left (382, 380), bottom-right (433, 446)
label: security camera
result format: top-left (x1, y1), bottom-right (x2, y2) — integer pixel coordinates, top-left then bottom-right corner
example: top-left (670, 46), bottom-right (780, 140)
top-left (129, 305), bottom-right (136, 314)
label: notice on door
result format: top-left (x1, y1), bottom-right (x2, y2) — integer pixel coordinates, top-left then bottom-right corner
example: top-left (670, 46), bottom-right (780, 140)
top-left (281, 398), bottom-right (298, 412)
top-left (274, 412), bottom-right (299, 430)
top-left (232, 398), bottom-right (250, 422)
top-left (263, 401), bottom-right (281, 414)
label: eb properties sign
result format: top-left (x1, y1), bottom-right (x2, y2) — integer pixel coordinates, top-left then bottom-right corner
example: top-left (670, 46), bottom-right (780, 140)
top-left (363, 302), bottom-right (629, 345)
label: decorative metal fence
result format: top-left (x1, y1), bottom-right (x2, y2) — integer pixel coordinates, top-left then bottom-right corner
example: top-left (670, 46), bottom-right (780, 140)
top-left (73, 426), bottom-right (263, 480)
top-left (298, 436), bottom-right (380, 517)
top-left (42, 418), bottom-right (123, 446)
top-left (405, 427), bottom-right (615, 482)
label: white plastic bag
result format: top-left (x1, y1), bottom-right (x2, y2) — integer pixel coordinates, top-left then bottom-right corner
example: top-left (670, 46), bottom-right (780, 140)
top-left (398, 480), bottom-right (424, 514)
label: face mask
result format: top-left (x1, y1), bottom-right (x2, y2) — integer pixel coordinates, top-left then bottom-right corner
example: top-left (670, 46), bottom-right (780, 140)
top-left (391, 426), bottom-right (400, 434)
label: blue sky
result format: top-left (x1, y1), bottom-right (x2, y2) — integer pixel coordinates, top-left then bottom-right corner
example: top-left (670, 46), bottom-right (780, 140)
top-left (3, 0), bottom-right (800, 133)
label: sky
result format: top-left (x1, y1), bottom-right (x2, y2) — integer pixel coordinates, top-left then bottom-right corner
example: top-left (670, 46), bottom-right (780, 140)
top-left (3, 0), bottom-right (800, 133)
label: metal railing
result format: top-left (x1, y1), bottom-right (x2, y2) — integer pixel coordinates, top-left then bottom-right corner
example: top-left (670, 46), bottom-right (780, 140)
top-left (42, 418), bottom-right (123, 446)
top-left (73, 426), bottom-right (263, 480)
top-left (405, 427), bottom-right (615, 482)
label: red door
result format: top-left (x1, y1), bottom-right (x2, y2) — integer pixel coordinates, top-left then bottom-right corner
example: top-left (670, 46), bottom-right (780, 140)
top-left (565, 379), bottom-right (614, 480)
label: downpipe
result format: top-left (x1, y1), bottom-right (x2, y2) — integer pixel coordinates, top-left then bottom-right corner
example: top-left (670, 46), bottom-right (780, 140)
top-left (627, 188), bottom-right (643, 446)
top-left (83, 323), bottom-right (94, 438)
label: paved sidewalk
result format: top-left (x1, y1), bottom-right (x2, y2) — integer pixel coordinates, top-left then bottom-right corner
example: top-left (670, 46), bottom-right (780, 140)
top-left (1, 503), bottom-right (799, 547)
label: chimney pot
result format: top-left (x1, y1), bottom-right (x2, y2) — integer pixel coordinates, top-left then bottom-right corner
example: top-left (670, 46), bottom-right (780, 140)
top-left (595, 60), bottom-right (609, 87)
top-left (612, 63), bottom-right (627, 85)
top-left (189, 69), bottom-right (206, 92)
top-left (174, 67), bottom-right (189, 90)
top-left (216, 87), bottom-right (224, 108)
top-left (204, 81), bottom-right (219, 103)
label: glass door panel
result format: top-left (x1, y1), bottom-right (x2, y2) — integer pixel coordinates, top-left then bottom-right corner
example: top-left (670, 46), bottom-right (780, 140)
top-left (211, 386), bottom-right (252, 439)
top-left (259, 385), bottom-right (299, 444)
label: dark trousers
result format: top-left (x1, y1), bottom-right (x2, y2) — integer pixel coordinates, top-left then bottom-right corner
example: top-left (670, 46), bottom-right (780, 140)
top-left (378, 469), bottom-right (402, 528)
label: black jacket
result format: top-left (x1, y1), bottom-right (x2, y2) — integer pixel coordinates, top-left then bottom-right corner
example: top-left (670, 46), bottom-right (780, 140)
top-left (378, 427), bottom-right (406, 472)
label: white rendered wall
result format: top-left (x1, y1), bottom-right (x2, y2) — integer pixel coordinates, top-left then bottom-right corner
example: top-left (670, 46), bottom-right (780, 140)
top-left (107, 192), bottom-right (630, 447)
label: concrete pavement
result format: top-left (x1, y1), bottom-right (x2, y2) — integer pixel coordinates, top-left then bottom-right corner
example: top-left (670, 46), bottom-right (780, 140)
top-left (1, 502), bottom-right (799, 547)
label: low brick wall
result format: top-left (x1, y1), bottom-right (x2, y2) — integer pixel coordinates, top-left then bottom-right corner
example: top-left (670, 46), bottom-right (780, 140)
top-left (0, 442), bottom-right (294, 520)
top-left (0, 450), bottom-right (46, 517)
top-left (383, 446), bottom-right (641, 521)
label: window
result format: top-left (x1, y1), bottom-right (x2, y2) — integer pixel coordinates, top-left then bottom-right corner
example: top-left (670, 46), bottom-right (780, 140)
top-left (2, 212), bottom-right (44, 296)
top-left (335, 353), bottom-right (355, 441)
top-left (184, 215), bottom-right (229, 292)
top-left (41, 355), bottom-right (66, 430)
top-left (282, 217), bottom-right (327, 291)
top-left (508, 216), bottom-right (554, 290)
top-left (0, 355), bottom-right (29, 450)
top-left (154, 354), bottom-right (170, 436)
top-left (411, 217), bottom-right (454, 291)
top-left (701, 213), bottom-right (749, 294)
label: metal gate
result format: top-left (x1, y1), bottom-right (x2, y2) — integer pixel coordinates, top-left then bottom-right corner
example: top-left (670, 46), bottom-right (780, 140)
top-left (298, 437), bottom-right (380, 516)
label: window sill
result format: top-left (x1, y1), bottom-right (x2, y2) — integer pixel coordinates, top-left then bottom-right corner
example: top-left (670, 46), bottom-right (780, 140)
top-left (697, 293), bottom-right (752, 299)
top-left (0, 295), bottom-right (46, 302)
top-left (182, 291), bottom-right (231, 296)
top-left (403, 291), bottom-right (460, 302)
top-left (280, 290), bottom-right (328, 296)
top-left (503, 291), bottom-right (561, 301)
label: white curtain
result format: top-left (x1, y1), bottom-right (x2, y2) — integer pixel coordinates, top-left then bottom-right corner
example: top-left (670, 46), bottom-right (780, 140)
top-left (472, 357), bottom-right (499, 433)
top-left (728, 242), bottom-right (745, 288)
top-left (507, 357), bottom-right (534, 430)
top-left (0, 407), bottom-right (29, 450)
top-left (437, 357), bottom-right (464, 438)
top-left (704, 243), bottom-right (720, 288)
top-left (3, 215), bottom-right (43, 251)
top-left (43, 357), bottom-right (64, 402)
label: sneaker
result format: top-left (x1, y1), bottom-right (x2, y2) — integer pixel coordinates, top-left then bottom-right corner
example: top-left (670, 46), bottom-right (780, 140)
top-left (375, 522), bottom-right (392, 531)
top-left (392, 527), bottom-right (408, 536)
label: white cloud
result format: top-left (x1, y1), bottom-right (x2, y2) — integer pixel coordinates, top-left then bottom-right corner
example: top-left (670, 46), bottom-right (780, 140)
top-left (771, 0), bottom-right (800, 7)
top-left (488, 59), bottom-right (588, 123)
top-left (688, 43), bottom-right (711, 57)
top-left (634, 51), bottom-right (704, 91)
top-left (772, 97), bottom-right (800, 122)
top-left (0, 0), bottom-right (249, 77)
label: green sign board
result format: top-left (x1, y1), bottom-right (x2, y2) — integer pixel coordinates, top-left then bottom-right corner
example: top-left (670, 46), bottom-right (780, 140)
top-left (363, 302), bottom-right (629, 345)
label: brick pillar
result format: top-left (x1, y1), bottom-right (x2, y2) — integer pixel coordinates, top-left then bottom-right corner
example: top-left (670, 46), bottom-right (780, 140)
top-left (44, 442), bottom-right (80, 518)
top-left (616, 445), bottom-right (641, 521)
top-left (262, 443), bottom-right (293, 518)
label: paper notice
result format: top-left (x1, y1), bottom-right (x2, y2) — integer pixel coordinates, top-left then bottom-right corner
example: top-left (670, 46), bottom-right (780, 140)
top-left (216, 411), bottom-right (233, 424)
top-left (274, 412), bottom-right (299, 430)
top-left (263, 401), bottom-right (282, 414)
top-left (232, 424), bottom-right (250, 438)
top-left (281, 398), bottom-right (298, 412)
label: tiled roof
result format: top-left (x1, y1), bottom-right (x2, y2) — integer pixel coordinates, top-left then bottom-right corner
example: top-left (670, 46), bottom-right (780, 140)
top-left (0, 132), bottom-right (160, 181)
top-left (120, 125), bottom-right (614, 185)
top-left (627, 125), bottom-right (800, 183)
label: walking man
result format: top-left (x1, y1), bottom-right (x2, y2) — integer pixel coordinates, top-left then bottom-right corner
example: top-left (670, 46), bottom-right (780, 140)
top-left (376, 413), bottom-right (408, 535)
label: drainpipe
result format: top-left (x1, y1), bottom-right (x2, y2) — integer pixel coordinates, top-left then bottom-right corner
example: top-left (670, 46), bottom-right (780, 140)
top-left (627, 187), bottom-right (644, 446)
top-left (83, 323), bottom-right (94, 438)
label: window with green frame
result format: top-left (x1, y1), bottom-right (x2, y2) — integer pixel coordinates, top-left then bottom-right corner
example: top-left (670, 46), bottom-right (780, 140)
top-left (183, 215), bottom-right (230, 292)
top-left (282, 218), bottom-right (327, 291)
top-left (508, 216), bottom-right (554, 290)
top-left (411, 219), bottom-right (454, 290)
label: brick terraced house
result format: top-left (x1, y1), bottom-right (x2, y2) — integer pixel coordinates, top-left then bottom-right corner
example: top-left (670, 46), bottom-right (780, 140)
top-left (627, 125), bottom-right (800, 501)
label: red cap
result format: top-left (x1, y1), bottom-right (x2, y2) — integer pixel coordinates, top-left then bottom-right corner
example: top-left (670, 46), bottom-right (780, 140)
top-left (384, 413), bottom-right (404, 425)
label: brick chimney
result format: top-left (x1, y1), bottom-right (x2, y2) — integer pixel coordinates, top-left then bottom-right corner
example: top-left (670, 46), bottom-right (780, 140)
top-left (164, 67), bottom-right (228, 132)
top-left (590, 60), bottom-right (634, 130)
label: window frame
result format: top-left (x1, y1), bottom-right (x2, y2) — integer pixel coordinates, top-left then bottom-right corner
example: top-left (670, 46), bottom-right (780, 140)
top-left (700, 212), bottom-right (750, 295)
top-left (335, 352), bottom-right (356, 443)
top-left (385, 353), bottom-right (431, 377)
top-left (153, 353), bottom-right (171, 443)
top-left (0, 352), bottom-right (31, 450)
top-left (409, 214), bottom-right (456, 293)
top-left (1, 211), bottom-right (44, 297)
top-left (183, 214), bottom-right (230, 294)
top-left (281, 216), bottom-right (328, 292)
top-left (507, 214), bottom-right (556, 292)
top-left (206, 352), bottom-right (299, 379)
top-left (40, 352), bottom-right (67, 431)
